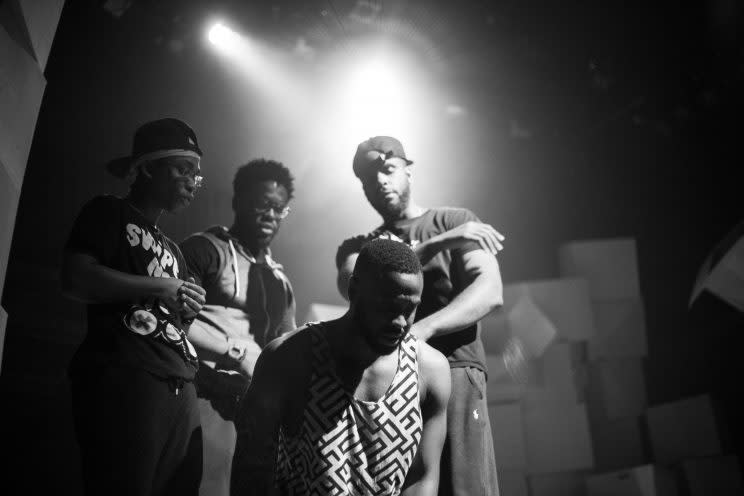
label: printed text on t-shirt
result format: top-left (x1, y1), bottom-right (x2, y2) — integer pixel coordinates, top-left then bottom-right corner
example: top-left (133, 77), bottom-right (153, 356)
top-left (125, 224), bottom-right (180, 278)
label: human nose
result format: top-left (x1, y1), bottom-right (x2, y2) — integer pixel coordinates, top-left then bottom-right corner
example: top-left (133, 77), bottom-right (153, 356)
top-left (392, 314), bottom-right (407, 329)
top-left (376, 170), bottom-right (389, 185)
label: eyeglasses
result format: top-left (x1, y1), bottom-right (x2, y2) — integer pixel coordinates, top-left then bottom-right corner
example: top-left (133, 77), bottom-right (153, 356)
top-left (251, 204), bottom-right (291, 219)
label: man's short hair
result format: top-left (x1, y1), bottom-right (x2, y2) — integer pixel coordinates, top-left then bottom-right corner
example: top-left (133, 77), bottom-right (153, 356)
top-left (353, 238), bottom-right (422, 280)
top-left (233, 159), bottom-right (295, 200)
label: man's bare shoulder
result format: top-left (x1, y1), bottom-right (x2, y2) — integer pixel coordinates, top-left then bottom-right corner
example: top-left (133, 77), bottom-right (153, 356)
top-left (416, 340), bottom-right (451, 403)
top-left (263, 325), bottom-right (314, 361)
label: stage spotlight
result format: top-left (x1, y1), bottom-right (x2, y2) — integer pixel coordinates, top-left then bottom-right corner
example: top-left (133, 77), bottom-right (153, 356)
top-left (208, 23), bottom-right (241, 52)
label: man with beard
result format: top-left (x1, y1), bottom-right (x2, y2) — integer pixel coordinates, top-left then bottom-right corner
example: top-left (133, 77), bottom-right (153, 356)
top-left (231, 238), bottom-right (451, 496)
top-left (61, 118), bottom-right (207, 495)
top-left (335, 136), bottom-right (505, 496)
top-left (180, 159), bottom-right (296, 496)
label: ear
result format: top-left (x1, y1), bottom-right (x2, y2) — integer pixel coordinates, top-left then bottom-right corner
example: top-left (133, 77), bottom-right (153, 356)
top-left (405, 165), bottom-right (412, 181)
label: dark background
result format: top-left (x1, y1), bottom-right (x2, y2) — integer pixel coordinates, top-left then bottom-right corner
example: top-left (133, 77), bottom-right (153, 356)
top-left (1, 0), bottom-right (742, 492)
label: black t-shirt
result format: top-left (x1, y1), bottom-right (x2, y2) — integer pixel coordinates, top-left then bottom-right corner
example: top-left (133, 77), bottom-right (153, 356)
top-left (336, 207), bottom-right (487, 371)
top-left (65, 195), bottom-right (198, 380)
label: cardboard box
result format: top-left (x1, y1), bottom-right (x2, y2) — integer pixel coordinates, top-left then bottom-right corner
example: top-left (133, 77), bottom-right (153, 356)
top-left (680, 455), bottom-right (743, 495)
top-left (590, 416), bottom-right (650, 471)
top-left (522, 401), bottom-right (594, 473)
top-left (497, 470), bottom-right (528, 496)
top-left (511, 278), bottom-right (595, 341)
top-left (304, 302), bottom-right (347, 323)
top-left (481, 287), bottom-right (558, 358)
top-left (588, 299), bottom-right (648, 359)
top-left (645, 395), bottom-right (723, 465)
top-left (559, 238), bottom-right (641, 301)
top-left (585, 464), bottom-right (678, 496)
top-left (586, 359), bottom-right (647, 421)
top-left (489, 404), bottom-right (527, 470)
top-left (485, 353), bottom-right (525, 403)
top-left (529, 471), bottom-right (589, 496)
top-left (541, 342), bottom-right (587, 401)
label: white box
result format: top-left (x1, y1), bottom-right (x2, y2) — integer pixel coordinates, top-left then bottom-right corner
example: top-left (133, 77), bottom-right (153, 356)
top-left (529, 471), bottom-right (589, 496)
top-left (512, 278), bottom-right (595, 341)
top-left (485, 350), bottom-right (542, 405)
top-left (586, 359), bottom-right (647, 421)
top-left (489, 404), bottom-right (526, 470)
top-left (522, 401), bottom-right (594, 473)
top-left (585, 464), bottom-right (678, 496)
top-left (590, 416), bottom-right (649, 471)
top-left (481, 287), bottom-right (558, 358)
top-left (559, 238), bottom-right (641, 301)
top-left (304, 302), bottom-right (347, 323)
top-left (680, 455), bottom-right (743, 495)
top-left (589, 299), bottom-right (648, 359)
top-left (497, 470), bottom-right (528, 496)
top-left (646, 395), bottom-right (723, 465)
top-left (0, 23), bottom-right (47, 190)
top-left (521, 343), bottom-right (588, 409)
top-left (541, 342), bottom-right (587, 401)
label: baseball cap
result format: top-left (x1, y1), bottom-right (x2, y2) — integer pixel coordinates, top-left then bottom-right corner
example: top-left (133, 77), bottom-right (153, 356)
top-left (106, 118), bottom-right (203, 179)
top-left (352, 136), bottom-right (413, 177)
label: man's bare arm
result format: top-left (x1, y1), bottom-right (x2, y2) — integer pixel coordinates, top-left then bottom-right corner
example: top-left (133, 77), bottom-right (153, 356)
top-left (411, 249), bottom-right (503, 341)
top-left (402, 343), bottom-right (451, 495)
top-left (61, 251), bottom-right (205, 316)
top-left (231, 339), bottom-right (288, 496)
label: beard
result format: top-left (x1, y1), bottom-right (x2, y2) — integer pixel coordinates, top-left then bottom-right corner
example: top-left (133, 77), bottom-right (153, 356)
top-left (370, 184), bottom-right (411, 219)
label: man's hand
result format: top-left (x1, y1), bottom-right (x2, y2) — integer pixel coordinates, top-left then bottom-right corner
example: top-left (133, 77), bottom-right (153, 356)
top-left (160, 277), bottom-right (206, 320)
top-left (438, 221), bottom-right (505, 256)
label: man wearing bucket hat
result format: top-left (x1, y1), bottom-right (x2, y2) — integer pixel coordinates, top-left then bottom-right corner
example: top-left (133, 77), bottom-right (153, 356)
top-left (336, 136), bottom-right (506, 496)
top-left (61, 118), bottom-right (207, 495)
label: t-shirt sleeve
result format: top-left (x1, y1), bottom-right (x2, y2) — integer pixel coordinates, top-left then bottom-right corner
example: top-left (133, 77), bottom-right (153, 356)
top-left (335, 235), bottom-right (369, 270)
top-left (64, 196), bottom-right (119, 263)
top-left (443, 208), bottom-right (482, 256)
top-left (179, 234), bottom-right (220, 288)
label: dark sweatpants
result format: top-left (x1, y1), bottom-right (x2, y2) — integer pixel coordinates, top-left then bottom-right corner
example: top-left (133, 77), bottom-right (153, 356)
top-left (439, 367), bottom-right (500, 496)
top-left (71, 365), bottom-right (203, 496)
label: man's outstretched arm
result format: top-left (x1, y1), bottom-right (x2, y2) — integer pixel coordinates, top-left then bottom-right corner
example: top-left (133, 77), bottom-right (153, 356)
top-left (402, 343), bottom-right (451, 495)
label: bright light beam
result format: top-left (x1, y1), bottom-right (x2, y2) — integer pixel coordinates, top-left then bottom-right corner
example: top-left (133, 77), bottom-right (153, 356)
top-left (208, 23), bottom-right (242, 52)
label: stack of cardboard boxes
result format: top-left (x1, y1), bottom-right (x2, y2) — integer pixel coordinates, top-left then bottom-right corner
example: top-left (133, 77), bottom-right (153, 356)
top-left (485, 238), bottom-right (743, 495)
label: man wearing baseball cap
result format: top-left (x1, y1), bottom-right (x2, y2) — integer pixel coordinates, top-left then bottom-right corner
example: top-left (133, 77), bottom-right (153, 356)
top-left (336, 136), bottom-right (506, 496)
top-left (61, 118), bottom-right (207, 495)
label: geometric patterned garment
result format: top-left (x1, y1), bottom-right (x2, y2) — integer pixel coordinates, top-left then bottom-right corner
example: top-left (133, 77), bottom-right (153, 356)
top-left (276, 324), bottom-right (423, 495)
